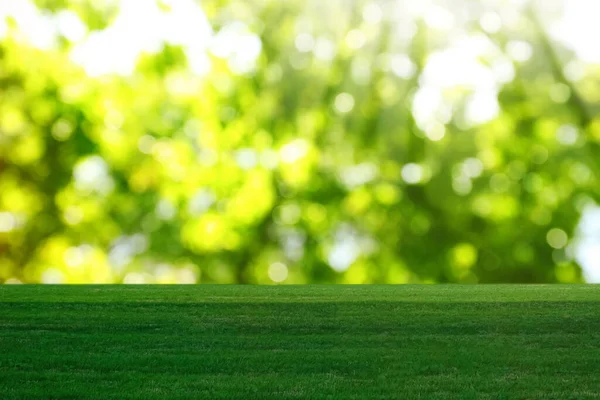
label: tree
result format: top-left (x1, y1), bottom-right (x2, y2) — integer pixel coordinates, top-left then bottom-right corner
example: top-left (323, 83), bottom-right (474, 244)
top-left (0, 0), bottom-right (598, 283)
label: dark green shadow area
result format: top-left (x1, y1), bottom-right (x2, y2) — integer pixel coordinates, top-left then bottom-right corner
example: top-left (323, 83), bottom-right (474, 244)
top-left (1, 285), bottom-right (599, 399)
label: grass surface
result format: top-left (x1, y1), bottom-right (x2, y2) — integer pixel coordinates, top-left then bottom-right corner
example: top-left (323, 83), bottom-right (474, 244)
top-left (1, 285), bottom-right (600, 399)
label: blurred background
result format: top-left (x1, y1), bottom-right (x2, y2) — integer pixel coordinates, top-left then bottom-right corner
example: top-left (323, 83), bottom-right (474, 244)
top-left (1, 0), bottom-right (600, 284)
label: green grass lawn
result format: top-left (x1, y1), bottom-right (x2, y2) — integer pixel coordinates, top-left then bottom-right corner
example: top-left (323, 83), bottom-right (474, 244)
top-left (1, 285), bottom-right (600, 399)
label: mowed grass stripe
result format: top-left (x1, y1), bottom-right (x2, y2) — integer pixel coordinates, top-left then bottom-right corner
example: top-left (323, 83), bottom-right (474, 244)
top-left (1, 285), bottom-right (599, 399)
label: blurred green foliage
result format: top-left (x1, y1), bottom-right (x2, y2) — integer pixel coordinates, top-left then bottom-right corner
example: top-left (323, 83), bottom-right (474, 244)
top-left (0, 0), bottom-right (599, 283)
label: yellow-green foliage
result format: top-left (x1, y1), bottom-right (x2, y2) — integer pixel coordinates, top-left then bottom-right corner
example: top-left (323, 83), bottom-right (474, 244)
top-left (0, 0), bottom-right (597, 283)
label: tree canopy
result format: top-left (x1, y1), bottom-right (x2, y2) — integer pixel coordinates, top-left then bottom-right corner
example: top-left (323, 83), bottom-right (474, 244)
top-left (1, 0), bottom-right (599, 283)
